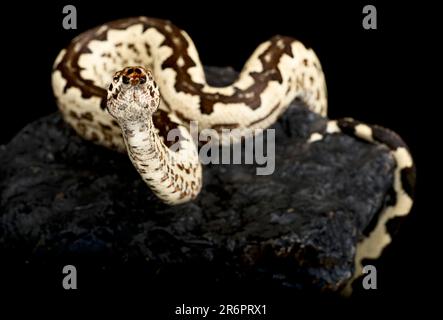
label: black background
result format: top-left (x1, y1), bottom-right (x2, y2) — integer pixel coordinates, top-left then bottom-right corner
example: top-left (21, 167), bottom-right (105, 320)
top-left (0, 0), bottom-right (432, 316)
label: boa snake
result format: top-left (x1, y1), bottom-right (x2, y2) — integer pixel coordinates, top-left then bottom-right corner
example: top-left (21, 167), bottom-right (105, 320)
top-left (51, 17), bottom-right (415, 267)
top-left (52, 16), bottom-right (415, 288)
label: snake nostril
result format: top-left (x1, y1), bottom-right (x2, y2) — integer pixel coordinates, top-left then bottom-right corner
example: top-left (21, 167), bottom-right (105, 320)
top-left (127, 68), bottom-right (134, 74)
top-left (135, 68), bottom-right (142, 74)
top-left (122, 76), bottom-right (130, 84)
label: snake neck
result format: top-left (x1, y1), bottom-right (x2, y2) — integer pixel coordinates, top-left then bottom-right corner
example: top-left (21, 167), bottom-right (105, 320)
top-left (121, 117), bottom-right (160, 166)
top-left (120, 117), bottom-right (202, 205)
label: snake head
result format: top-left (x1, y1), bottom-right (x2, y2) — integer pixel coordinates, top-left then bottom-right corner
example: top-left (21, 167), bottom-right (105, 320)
top-left (106, 66), bottom-right (160, 122)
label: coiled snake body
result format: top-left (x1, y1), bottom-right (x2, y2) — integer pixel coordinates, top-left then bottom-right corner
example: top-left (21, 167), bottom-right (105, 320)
top-left (52, 17), bottom-right (414, 225)
top-left (52, 17), bottom-right (415, 287)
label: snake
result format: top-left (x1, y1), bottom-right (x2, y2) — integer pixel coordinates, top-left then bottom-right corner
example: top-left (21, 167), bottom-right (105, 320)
top-left (52, 16), bottom-right (329, 205)
top-left (52, 17), bottom-right (415, 284)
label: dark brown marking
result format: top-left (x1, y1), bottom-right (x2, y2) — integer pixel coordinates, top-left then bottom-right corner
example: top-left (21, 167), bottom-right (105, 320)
top-left (77, 122), bottom-right (86, 135)
top-left (211, 123), bottom-right (240, 132)
top-left (151, 109), bottom-right (182, 148)
top-left (249, 102), bottom-right (281, 126)
top-left (127, 44), bottom-right (139, 54)
top-left (89, 132), bottom-right (99, 142)
top-left (69, 110), bottom-right (79, 119)
top-left (81, 112), bottom-right (94, 121)
top-left (99, 123), bottom-right (113, 131)
top-left (286, 86), bottom-right (292, 95)
top-left (144, 42), bottom-right (151, 56)
top-left (336, 119), bottom-right (358, 137)
top-left (370, 125), bottom-right (408, 150)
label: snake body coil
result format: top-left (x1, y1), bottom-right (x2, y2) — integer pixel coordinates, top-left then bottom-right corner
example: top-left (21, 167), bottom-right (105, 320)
top-left (52, 16), bottom-right (328, 204)
top-left (52, 18), bottom-right (414, 223)
top-left (52, 16), bottom-right (415, 291)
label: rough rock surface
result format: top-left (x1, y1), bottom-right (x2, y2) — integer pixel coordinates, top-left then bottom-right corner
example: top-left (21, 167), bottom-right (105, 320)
top-left (0, 67), bottom-right (395, 292)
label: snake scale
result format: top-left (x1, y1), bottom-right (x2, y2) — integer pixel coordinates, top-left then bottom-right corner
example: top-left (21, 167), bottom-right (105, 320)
top-left (52, 17), bottom-right (415, 260)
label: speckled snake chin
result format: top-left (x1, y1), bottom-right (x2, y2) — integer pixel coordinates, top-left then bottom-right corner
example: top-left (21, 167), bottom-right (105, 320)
top-left (52, 17), bottom-right (415, 288)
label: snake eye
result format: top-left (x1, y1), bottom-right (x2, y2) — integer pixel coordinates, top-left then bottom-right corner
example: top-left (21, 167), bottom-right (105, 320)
top-left (113, 76), bottom-right (119, 82)
top-left (140, 76), bottom-right (146, 84)
top-left (135, 68), bottom-right (142, 74)
top-left (122, 76), bottom-right (130, 84)
top-left (127, 68), bottom-right (134, 74)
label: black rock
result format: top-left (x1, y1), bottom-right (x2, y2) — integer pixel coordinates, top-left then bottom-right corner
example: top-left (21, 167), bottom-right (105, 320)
top-left (0, 67), bottom-right (396, 292)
